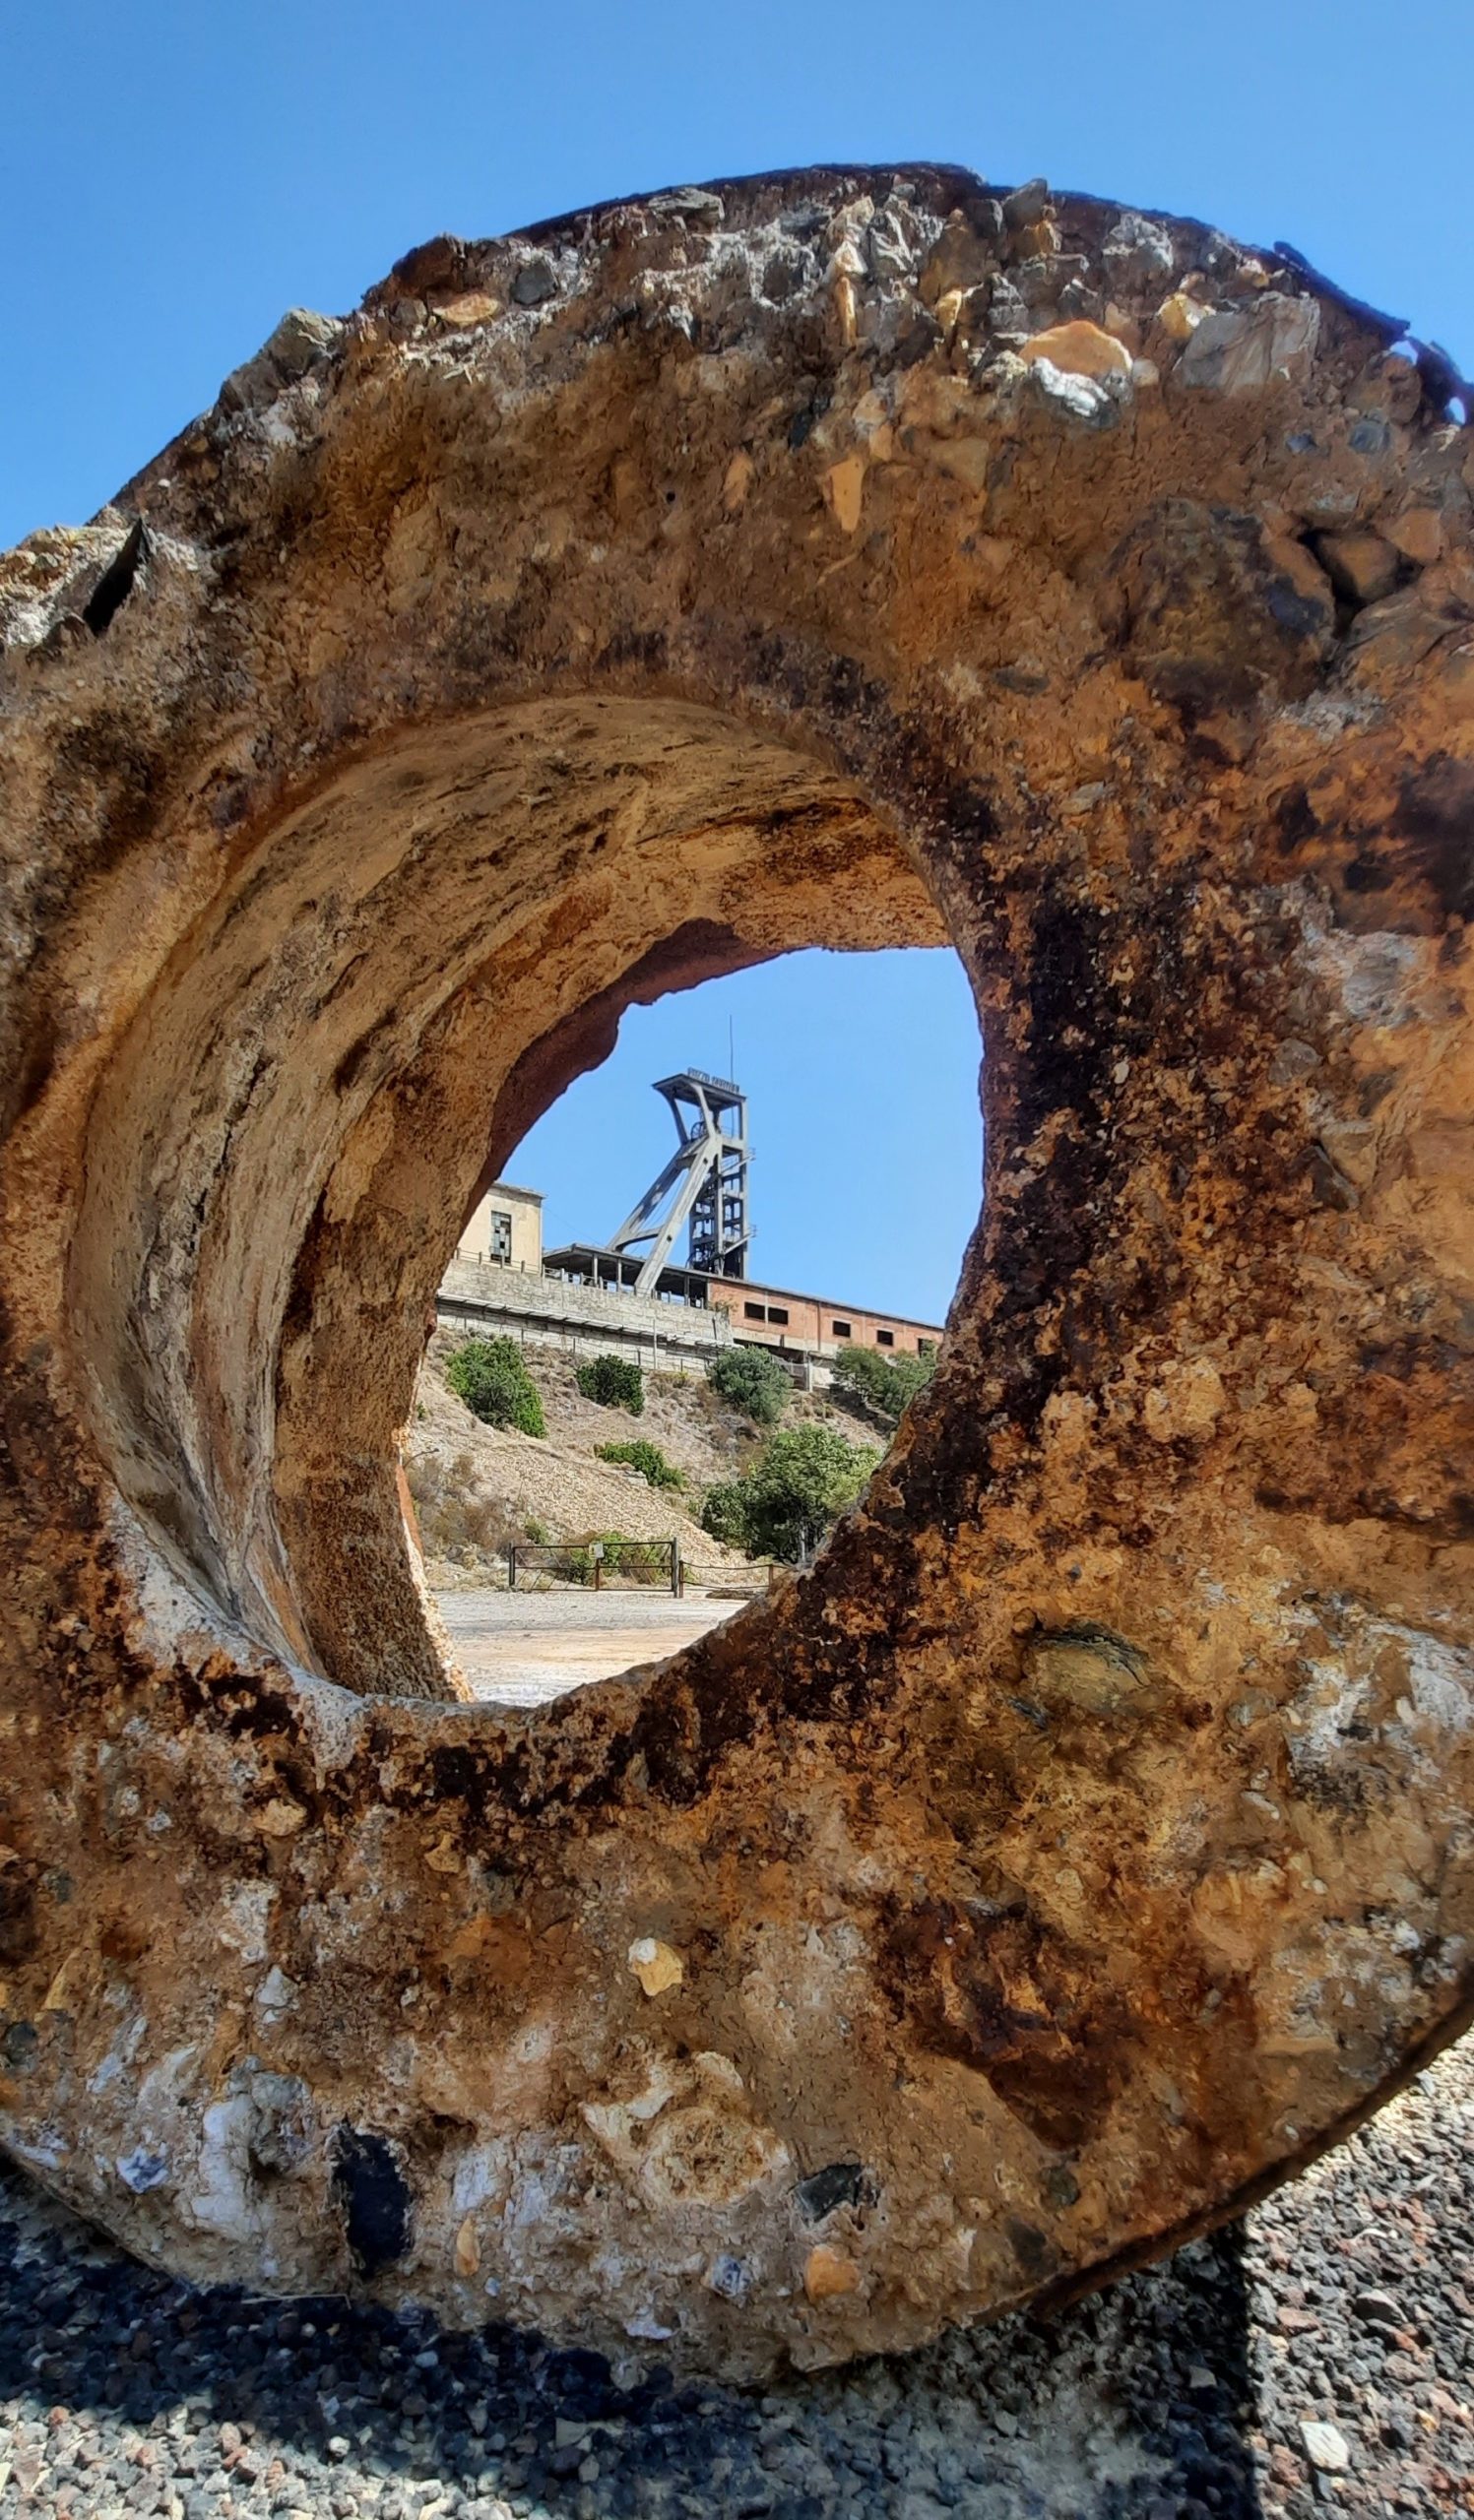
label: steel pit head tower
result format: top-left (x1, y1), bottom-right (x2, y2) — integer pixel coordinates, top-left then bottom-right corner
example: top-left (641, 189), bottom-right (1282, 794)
top-left (609, 1070), bottom-right (751, 1297)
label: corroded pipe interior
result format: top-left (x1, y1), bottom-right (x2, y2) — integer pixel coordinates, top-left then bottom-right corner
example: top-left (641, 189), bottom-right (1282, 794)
top-left (72, 697), bottom-right (946, 1693)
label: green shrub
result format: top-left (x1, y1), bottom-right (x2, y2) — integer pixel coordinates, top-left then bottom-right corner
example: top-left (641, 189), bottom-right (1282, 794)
top-left (699, 1479), bottom-right (751, 1552)
top-left (831, 1343), bottom-right (937, 1426)
top-left (701, 1423), bottom-right (879, 1563)
top-left (444, 1336), bottom-right (545, 1436)
top-left (576, 1354), bottom-right (645, 1415)
top-left (595, 1438), bottom-right (683, 1491)
top-left (525, 1517), bottom-right (549, 1545)
top-left (706, 1345), bottom-right (792, 1427)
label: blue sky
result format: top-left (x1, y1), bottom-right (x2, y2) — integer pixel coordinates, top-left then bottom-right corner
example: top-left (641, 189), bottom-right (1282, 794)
top-left (512, 950), bottom-right (982, 1326)
top-left (8, 0), bottom-right (1470, 1321)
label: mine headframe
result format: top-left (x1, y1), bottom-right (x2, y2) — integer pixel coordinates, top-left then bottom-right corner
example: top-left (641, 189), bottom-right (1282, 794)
top-left (609, 1070), bottom-right (751, 1297)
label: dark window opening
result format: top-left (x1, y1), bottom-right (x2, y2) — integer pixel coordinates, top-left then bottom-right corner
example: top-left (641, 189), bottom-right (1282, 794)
top-left (832, 1320), bottom-right (852, 1338)
top-left (767, 1304), bottom-right (789, 1326)
top-left (743, 1300), bottom-right (765, 1321)
top-left (876, 1328), bottom-right (895, 1349)
top-left (488, 1209), bottom-right (513, 1263)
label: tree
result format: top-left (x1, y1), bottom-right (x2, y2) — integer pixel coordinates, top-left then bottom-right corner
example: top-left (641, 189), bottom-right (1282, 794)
top-left (701, 1423), bottom-right (879, 1563)
top-left (444, 1337), bottom-right (545, 1437)
top-left (831, 1343), bottom-right (937, 1426)
top-left (595, 1438), bottom-right (683, 1491)
top-left (576, 1354), bottom-right (645, 1415)
top-left (706, 1345), bottom-right (792, 1427)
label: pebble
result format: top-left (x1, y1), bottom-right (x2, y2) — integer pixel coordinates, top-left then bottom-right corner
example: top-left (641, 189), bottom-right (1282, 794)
top-left (1299, 2418), bottom-right (1352, 2473)
top-left (1, 2038), bottom-right (1470, 2517)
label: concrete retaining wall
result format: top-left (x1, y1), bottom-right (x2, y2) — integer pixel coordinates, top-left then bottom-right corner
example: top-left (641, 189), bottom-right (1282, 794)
top-left (437, 1254), bottom-right (740, 1374)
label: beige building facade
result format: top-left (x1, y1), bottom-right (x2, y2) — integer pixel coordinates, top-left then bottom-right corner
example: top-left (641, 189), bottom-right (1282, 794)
top-left (451, 1184), bottom-right (943, 1371)
top-left (456, 1179), bottom-right (543, 1274)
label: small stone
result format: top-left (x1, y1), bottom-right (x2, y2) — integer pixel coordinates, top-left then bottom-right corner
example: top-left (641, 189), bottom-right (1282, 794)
top-left (653, 186), bottom-right (724, 226)
top-left (116, 2148), bottom-right (170, 2193)
top-left (706, 2251), bottom-right (753, 2300)
top-left (257, 1796), bottom-right (307, 1838)
top-left (1351, 2287), bottom-right (1402, 2328)
top-left (1001, 177), bottom-right (1049, 230)
top-left (1387, 508), bottom-right (1442, 565)
top-left (1103, 212), bottom-right (1175, 286)
top-left (864, 214), bottom-right (914, 282)
top-left (511, 259), bottom-right (558, 308)
top-left (803, 2244), bottom-right (862, 2302)
top-left (262, 308), bottom-right (345, 380)
top-left (1019, 321), bottom-right (1132, 383)
top-left (1158, 289), bottom-right (1210, 343)
top-left (454, 2217), bottom-right (481, 2277)
top-left (1028, 363), bottom-right (1117, 427)
top-left (434, 292), bottom-right (500, 330)
top-left (327, 2439), bottom-right (351, 2462)
top-left (256, 1965), bottom-right (297, 2016)
top-left (1349, 415), bottom-right (1392, 455)
top-left (1299, 2420), bottom-right (1352, 2474)
top-left (626, 1935), bottom-right (683, 1996)
top-left (220, 309), bottom-right (344, 412)
top-left (1177, 292), bottom-right (1320, 393)
top-left (795, 2161), bottom-right (865, 2221)
top-left (1, 2019), bottom-right (37, 2070)
top-left (823, 456), bottom-right (865, 536)
top-left (1011, 220), bottom-right (1060, 261)
top-left (918, 214), bottom-right (995, 308)
top-left (1316, 530), bottom-right (1399, 604)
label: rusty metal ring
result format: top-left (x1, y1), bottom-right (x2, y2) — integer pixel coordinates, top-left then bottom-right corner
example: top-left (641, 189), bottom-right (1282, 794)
top-left (1, 168), bottom-right (1470, 2378)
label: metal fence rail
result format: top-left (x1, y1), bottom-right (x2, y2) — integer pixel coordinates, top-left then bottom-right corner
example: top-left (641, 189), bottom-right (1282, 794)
top-left (508, 1538), bottom-right (682, 1594)
top-left (677, 1560), bottom-right (778, 1600)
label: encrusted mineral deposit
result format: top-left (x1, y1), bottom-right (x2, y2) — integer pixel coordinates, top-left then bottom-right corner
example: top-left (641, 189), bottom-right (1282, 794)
top-left (0, 165), bottom-right (1471, 2378)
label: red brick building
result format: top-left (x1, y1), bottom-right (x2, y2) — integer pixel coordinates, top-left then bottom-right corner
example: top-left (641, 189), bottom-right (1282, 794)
top-left (704, 1275), bottom-right (940, 1358)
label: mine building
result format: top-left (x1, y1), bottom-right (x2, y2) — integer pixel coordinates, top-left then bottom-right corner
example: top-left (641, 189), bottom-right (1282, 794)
top-left (439, 1068), bottom-right (943, 1378)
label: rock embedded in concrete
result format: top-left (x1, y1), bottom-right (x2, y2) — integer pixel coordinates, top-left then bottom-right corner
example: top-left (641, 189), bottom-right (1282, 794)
top-left (0, 162), bottom-right (1471, 2380)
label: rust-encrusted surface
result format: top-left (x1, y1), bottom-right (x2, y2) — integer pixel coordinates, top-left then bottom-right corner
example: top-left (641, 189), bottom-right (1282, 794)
top-left (0, 166), bottom-right (1471, 2378)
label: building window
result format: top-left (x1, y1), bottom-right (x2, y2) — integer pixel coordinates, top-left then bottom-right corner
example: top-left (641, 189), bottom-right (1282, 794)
top-left (743, 1300), bottom-right (766, 1322)
top-left (831, 1319), bottom-right (852, 1338)
top-left (876, 1328), bottom-right (895, 1349)
top-left (487, 1209), bottom-right (513, 1262)
top-left (767, 1305), bottom-right (789, 1326)
top-left (919, 1338), bottom-right (935, 1356)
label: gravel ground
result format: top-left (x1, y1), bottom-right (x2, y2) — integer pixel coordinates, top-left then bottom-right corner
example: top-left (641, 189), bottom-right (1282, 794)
top-left (2, 2038), bottom-right (1470, 2518)
top-left (434, 1588), bottom-right (741, 1706)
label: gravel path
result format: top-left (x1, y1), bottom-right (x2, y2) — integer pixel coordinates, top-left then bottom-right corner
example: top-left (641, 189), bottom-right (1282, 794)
top-left (434, 1589), bottom-right (741, 1706)
top-left (2, 2037), bottom-right (1470, 2517)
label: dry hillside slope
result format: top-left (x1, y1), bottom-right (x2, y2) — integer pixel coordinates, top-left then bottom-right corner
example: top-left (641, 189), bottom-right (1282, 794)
top-left (404, 1329), bottom-right (885, 1585)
